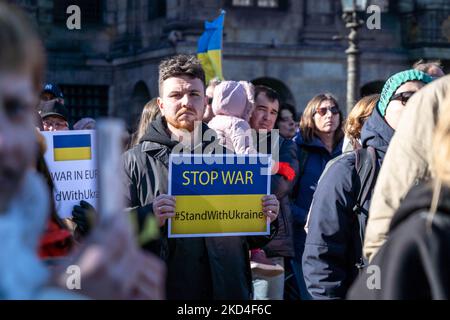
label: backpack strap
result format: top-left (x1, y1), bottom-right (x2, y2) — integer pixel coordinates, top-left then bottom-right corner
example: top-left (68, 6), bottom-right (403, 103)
top-left (352, 146), bottom-right (378, 270)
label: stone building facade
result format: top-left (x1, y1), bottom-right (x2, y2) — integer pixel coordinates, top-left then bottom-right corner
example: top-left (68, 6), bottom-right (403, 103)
top-left (12, 0), bottom-right (450, 129)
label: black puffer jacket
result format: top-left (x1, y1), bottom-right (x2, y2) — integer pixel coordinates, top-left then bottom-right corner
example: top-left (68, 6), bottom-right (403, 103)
top-left (347, 181), bottom-right (450, 300)
top-left (122, 116), bottom-right (277, 300)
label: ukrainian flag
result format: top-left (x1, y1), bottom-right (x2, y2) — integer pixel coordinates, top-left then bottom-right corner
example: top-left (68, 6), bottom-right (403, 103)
top-left (197, 11), bottom-right (225, 84)
top-left (53, 134), bottom-right (92, 161)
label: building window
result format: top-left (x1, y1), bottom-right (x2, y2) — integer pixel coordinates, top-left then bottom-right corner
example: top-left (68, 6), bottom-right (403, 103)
top-left (230, 0), bottom-right (286, 10)
top-left (148, 0), bottom-right (166, 20)
top-left (306, 0), bottom-right (336, 26)
top-left (370, 0), bottom-right (389, 13)
top-left (14, 0), bottom-right (38, 6)
top-left (402, 8), bottom-right (450, 47)
top-left (53, 0), bottom-right (103, 25)
top-left (257, 0), bottom-right (279, 8)
top-left (232, 0), bottom-right (252, 6)
top-left (59, 85), bottom-right (109, 123)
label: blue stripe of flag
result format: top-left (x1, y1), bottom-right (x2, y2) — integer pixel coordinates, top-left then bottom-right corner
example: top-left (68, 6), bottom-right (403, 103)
top-left (53, 134), bottom-right (91, 148)
top-left (197, 11), bottom-right (224, 53)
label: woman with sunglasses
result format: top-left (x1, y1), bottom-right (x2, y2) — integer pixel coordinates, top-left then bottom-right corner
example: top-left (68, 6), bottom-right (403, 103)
top-left (289, 93), bottom-right (344, 299)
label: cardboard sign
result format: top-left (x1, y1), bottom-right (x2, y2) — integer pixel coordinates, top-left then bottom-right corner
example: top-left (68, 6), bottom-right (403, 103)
top-left (168, 154), bottom-right (271, 238)
top-left (42, 130), bottom-right (98, 218)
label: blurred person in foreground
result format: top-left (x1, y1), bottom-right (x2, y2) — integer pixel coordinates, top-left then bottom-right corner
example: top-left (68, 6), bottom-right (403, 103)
top-left (348, 95), bottom-right (450, 300)
top-left (0, 2), bottom-right (165, 300)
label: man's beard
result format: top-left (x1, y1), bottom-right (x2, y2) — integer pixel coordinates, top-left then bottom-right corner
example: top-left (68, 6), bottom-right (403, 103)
top-left (165, 112), bottom-right (201, 132)
top-left (166, 118), bottom-right (194, 132)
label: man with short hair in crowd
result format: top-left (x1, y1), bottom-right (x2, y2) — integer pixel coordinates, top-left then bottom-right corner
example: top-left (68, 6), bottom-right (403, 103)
top-left (123, 55), bottom-right (280, 300)
top-left (249, 85), bottom-right (299, 300)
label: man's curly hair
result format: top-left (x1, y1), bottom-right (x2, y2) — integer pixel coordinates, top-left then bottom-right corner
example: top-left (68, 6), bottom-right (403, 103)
top-left (158, 55), bottom-right (206, 95)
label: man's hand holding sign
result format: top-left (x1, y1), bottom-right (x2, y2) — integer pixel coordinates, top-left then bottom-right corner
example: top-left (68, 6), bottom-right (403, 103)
top-left (153, 194), bottom-right (279, 227)
top-left (153, 195), bottom-right (176, 227)
top-left (261, 194), bottom-right (279, 223)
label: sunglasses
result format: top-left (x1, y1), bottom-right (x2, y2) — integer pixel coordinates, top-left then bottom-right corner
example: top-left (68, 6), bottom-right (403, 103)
top-left (315, 105), bottom-right (340, 116)
top-left (389, 91), bottom-right (415, 106)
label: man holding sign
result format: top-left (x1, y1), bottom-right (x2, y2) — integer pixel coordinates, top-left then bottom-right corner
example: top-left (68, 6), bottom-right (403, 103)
top-left (123, 55), bottom-right (279, 300)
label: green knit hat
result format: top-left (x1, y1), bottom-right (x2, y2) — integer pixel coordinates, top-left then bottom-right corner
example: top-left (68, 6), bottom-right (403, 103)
top-left (377, 69), bottom-right (433, 117)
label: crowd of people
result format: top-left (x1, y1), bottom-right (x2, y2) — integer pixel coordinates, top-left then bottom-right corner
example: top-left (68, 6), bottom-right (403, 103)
top-left (1, 3), bottom-right (450, 300)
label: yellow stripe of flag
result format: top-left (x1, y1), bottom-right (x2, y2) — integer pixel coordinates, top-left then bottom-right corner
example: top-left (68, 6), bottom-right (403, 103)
top-left (54, 147), bottom-right (91, 161)
top-left (172, 194), bottom-right (266, 235)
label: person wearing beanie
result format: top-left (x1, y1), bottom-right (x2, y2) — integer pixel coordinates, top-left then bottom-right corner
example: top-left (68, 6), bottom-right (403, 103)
top-left (364, 74), bottom-right (450, 262)
top-left (302, 69), bottom-right (432, 300)
top-left (208, 80), bottom-right (257, 154)
top-left (376, 69), bottom-right (433, 129)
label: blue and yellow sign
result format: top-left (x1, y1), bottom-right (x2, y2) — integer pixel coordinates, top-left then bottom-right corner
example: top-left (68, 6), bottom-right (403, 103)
top-left (168, 154), bottom-right (271, 238)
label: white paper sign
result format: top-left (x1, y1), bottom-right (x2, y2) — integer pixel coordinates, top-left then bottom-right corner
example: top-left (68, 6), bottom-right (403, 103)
top-left (42, 130), bottom-right (98, 218)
